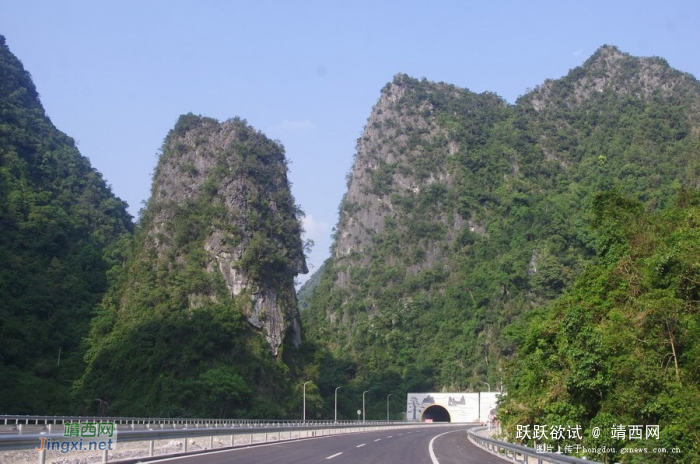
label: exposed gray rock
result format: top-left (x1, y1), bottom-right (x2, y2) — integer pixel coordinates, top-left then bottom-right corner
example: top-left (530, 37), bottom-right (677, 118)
top-left (147, 115), bottom-right (307, 355)
top-left (333, 76), bottom-right (485, 287)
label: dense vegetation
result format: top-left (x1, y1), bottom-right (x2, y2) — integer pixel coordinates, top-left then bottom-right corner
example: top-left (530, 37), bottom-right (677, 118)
top-left (0, 36), bottom-right (133, 413)
top-left (301, 46), bottom-right (700, 431)
top-left (500, 190), bottom-right (699, 463)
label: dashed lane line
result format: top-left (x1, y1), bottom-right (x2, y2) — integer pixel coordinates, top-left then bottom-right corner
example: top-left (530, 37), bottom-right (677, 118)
top-left (326, 452), bottom-right (343, 460)
top-left (356, 444), bottom-right (366, 448)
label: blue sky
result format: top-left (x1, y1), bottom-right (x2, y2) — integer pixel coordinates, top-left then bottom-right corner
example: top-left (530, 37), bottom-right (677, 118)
top-left (1, 1), bottom-right (699, 285)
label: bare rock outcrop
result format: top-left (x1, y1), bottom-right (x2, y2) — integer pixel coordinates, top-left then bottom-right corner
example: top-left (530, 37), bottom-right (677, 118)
top-left (146, 114), bottom-right (307, 355)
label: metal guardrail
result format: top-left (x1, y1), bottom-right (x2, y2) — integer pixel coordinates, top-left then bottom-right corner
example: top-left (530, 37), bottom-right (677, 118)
top-left (0, 416), bottom-right (433, 463)
top-left (0, 414), bottom-right (370, 427)
top-left (467, 427), bottom-right (602, 464)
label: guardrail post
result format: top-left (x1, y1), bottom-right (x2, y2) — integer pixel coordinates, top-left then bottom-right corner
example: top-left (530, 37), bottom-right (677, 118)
top-left (149, 440), bottom-right (154, 457)
top-left (209, 435), bottom-right (213, 449)
top-left (230, 434), bottom-right (234, 446)
top-left (102, 448), bottom-right (108, 463)
top-left (183, 438), bottom-right (187, 452)
top-left (38, 447), bottom-right (46, 464)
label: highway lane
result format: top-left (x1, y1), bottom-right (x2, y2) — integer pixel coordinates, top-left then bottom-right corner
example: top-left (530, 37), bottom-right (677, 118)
top-left (431, 428), bottom-right (504, 464)
top-left (145, 425), bottom-right (505, 464)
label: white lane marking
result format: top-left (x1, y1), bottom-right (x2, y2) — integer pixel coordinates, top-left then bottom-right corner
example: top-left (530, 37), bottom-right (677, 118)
top-left (145, 441), bottom-right (286, 462)
top-left (356, 443), bottom-right (366, 448)
top-left (147, 431), bottom-right (341, 463)
top-left (428, 428), bottom-right (471, 464)
top-left (326, 452), bottom-right (343, 459)
top-left (387, 435), bottom-right (393, 438)
top-left (374, 438), bottom-right (381, 442)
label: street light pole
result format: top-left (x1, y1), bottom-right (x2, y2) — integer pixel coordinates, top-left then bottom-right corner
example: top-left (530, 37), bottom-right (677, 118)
top-left (480, 381), bottom-right (491, 392)
top-left (386, 394), bottom-right (393, 422)
top-left (303, 381), bottom-right (311, 422)
top-left (362, 390), bottom-right (370, 423)
top-left (334, 386), bottom-right (342, 422)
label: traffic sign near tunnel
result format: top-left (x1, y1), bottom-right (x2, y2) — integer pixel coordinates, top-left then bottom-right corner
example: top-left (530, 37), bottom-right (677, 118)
top-left (406, 392), bottom-right (501, 423)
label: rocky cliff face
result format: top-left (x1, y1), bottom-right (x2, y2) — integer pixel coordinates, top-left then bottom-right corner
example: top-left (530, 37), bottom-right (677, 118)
top-left (335, 77), bottom-right (449, 261)
top-left (529, 45), bottom-right (700, 112)
top-left (78, 114), bottom-right (307, 416)
top-left (145, 114), bottom-right (307, 354)
top-left (333, 75), bottom-right (505, 287)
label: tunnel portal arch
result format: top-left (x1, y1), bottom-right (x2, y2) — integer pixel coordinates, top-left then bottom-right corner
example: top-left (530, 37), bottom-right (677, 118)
top-left (421, 404), bottom-right (451, 422)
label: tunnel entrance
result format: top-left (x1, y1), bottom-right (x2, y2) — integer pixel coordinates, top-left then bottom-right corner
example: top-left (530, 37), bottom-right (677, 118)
top-left (421, 405), bottom-right (451, 422)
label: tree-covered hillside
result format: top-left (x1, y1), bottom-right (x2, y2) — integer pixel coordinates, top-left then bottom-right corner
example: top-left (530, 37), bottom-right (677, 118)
top-left (302, 46), bottom-right (699, 422)
top-left (500, 190), bottom-right (699, 463)
top-left (297, 260), bottom-right (326, 311)
top-left (0, 36), bottom-right (133, 413)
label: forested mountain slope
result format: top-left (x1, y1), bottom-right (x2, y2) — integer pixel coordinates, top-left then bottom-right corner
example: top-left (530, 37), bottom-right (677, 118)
top-left (302, 46), bottom-right (699, 407)
top-left (501, 190), bottom-right (699, 463)
top-left (0, 36), bottom-right (133, 413)
top-left (297, 260), bottom-right (325, 311)
top-left (77, 114), bottom-right (308, 417)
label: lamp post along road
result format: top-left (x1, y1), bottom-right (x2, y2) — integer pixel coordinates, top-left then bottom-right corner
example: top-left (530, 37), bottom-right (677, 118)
top-left (303, 381), bottom-right (311, 422)
top-left (362, 390), bottom-right (370, 423)
top-left (334, 386), bottom-right (342, 422)
top-left (481, 381), bottom-right (491, 393)
top-left (386, 394), bottom-right (393, 422)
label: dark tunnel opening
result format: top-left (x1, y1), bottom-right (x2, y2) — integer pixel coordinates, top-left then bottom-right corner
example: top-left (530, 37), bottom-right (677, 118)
top-left (422, 405), bottom-right (451, 422)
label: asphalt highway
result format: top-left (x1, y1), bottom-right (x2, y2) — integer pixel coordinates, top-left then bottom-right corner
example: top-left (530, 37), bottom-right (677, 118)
top-left (145, 425), bottom-right (505, 464)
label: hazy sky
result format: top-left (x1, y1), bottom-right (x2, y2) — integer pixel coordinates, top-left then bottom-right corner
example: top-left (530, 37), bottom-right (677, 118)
top-left (2, 1), bottom-right (698, 284)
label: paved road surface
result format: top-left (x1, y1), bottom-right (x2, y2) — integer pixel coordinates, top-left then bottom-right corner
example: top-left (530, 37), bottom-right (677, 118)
top-left (145, 425), bottom-right (504, 464)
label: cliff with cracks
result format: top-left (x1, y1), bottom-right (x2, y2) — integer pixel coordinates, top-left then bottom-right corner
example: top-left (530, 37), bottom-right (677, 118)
top-left (77, 114), bottom-right (307, 417)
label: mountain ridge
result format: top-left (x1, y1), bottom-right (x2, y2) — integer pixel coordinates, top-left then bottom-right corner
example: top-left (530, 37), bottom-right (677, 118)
top-left (303, 45), bottom-right (699, 397)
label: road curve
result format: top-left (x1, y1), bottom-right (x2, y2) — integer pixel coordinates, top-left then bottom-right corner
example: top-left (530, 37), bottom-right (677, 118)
top-left (143, 425), bottom-right (504, 464)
